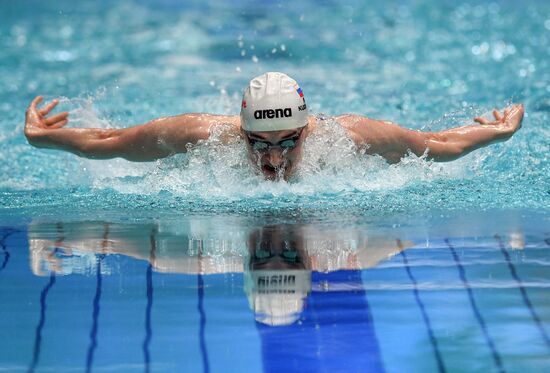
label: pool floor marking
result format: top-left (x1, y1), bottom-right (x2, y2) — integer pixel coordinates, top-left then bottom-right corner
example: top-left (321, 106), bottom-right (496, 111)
top-left (27, 272), bottom-right (56, 373)
top-left (494, 234), bottom-right (550, 353)
top-left (0, 228), bottom-right (17, 272)
top-left (445, 238), bottom-right (506, 373)
top-left (28, 223), bottom-right (65, 373)
top-left (143, 230), bottom-right (156, 373)
top-left (86, 223), bottom-right (109, 373)
top-left (197, 242), bottom-right (210, 373)
top-left (256, 270), bottom-right (384, 372)
top-left (85, 254), bottom-right (104, 373)
top-left (397, 240), bottom-right (447, 373)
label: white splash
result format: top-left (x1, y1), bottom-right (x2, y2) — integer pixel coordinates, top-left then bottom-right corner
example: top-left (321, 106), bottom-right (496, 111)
top-left (72, 100), bottom-right (470, 200)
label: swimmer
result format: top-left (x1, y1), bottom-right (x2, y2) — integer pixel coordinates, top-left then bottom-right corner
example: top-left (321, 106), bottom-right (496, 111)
top-left (24, 72), bottom-right (524, 181)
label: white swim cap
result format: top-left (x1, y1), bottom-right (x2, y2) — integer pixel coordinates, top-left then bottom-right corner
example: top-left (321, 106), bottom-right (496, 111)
top-left (244, 269), bottom-right (311, 326)
top-left (240, 72), bottom-right (308, 132)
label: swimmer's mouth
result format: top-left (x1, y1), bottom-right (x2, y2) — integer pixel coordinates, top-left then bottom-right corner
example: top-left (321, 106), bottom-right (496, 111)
top-left (261, 164), bottom-right (278, 179)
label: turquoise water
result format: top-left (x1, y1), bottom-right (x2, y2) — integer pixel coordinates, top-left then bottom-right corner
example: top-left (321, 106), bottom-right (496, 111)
top-left (1, 0), bottom-right (550, 371)
top-left (0, 0), bottom-right (549, 215)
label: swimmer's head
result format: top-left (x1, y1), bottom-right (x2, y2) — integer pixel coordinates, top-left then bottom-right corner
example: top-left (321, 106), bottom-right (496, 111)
top-left (240, 72), bottom-right (309, 181)
top-left (240, 72), bottom-right (308, 132)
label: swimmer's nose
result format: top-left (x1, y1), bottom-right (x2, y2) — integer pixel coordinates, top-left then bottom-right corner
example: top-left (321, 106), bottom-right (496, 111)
top-left (266, 148), bottom-right (284, 168)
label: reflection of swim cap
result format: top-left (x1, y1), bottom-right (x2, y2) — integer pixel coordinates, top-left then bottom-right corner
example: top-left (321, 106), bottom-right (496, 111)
top-left (240, 72), bottom-right (308, 132)
top-left (244, 269), bottom-right (311, 326)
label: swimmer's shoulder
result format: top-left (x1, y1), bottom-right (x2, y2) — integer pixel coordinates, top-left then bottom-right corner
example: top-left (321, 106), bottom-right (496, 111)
top-left (162, 113), bottom-right (240, 143)
top-left (181, 113), bottom-right (240, 134)
top-left (189, 113), bottom-right (240, 128)
top-left (305, 113), bottom-right (385, 128)
top-left (202, 114), bottom-right (241, 143)
top-left (304, 115), bottom-right (317, 136)
top-left (333, 113), bottom-right (388, 128)
top-left (332, 114), bottom-right (394, 145)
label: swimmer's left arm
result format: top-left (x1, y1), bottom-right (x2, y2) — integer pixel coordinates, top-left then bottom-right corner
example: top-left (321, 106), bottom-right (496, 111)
top-left (340, 104), bottom-right (524, 163)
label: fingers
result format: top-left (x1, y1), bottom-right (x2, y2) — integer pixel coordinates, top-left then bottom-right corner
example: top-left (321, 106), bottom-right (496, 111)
top-left (508, 103), bottom-right (524, 119)
top-left (39, 99), bottom-right (59, 115)
top-left (474, 116), bottom-right (490, 125)
top-left (45, 111), bottom-right (69, 126)
top-left (26, 96), bottom-right (44, 119)
top-left (30, 96), bottom-right (44, 109)
top-left (48, 119), bottom-right (68, 129)
top-left (475, 104), bottom-right (524, 129)
top-left (509, 104), bottom-right (523, 115)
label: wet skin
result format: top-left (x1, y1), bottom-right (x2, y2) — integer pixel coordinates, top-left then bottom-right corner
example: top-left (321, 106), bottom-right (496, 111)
top-left (24, 96), bottom-right (524, 181)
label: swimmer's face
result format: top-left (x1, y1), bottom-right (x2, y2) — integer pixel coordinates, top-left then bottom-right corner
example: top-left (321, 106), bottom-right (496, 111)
top-left (248, 225), bottom-right (308, 271)
top-left (242, 126), bottom-right (306, 181)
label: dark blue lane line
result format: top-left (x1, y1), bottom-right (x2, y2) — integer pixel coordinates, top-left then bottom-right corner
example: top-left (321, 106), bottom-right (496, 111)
top-left (28, 224), bottom-right (65, 373)
top-left (444, 239), bottom-right (506, 373)
top-left (494, 234), bottom-right (550, 353)
top-left (143, 231), bottom-right (156, 373)
top-left (398, 243), bottom-right (447, 373)
top-left (85, 254), bottom-right (105, 373)
top-left (197, 244), bottom-right (210, 373)
top-left (27, 272), bottom-right (56, 373)
top-left (86, 223), bottom-right (109, 373)
top-left (198, 275), bottom-right (209, 373)
top-left (198, 275), bottom-right (210, 373)
top-left (0, 229), bottom-right (17, 272)
top-left (143, 265), bottom-right (154, 373)
top-left (545, 238), bottom-right (550, 246)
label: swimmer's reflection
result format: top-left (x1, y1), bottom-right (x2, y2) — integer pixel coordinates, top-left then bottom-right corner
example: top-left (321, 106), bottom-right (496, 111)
top-left (27, 219), bottom-right (467, 326)
top-left (245, 225), bottom-right (312, 326)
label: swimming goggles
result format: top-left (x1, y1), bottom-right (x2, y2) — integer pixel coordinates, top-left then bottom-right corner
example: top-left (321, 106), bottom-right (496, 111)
top-left (253, 241), bottom-right (301, 265)
top-left (246, 127), bottom-right (305, 152)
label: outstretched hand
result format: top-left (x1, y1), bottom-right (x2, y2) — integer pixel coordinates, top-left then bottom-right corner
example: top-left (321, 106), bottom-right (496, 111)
top-left (473, 104), bottom-right (524, 136)
top-left (24, 96), bottom-right (69, 141)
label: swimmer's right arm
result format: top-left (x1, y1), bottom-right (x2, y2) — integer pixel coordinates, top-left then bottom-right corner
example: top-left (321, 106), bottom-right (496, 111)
top-left (24, 96), bottom-right (237, 161)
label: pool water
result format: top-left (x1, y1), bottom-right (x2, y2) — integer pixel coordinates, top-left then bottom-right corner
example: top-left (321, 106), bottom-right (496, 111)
top-left (1, 0), bottom-right (549, 371)
top-left (1, 0), bottom-right (548, 214)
